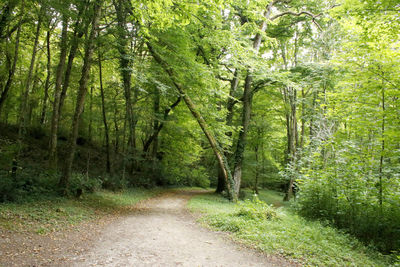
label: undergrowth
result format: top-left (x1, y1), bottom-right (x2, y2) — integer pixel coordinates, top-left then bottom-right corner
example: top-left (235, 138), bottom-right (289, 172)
top-left (188, 189), bottom-right (395, 267)
top-left (0, 188), bottom-right (160, 234)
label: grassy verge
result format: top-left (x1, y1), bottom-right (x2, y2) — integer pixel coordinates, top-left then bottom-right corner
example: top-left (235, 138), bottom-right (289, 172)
top-left (0, 188), bottom-right (161, 234)
top-left (188, 189), bottom-right (393, 266)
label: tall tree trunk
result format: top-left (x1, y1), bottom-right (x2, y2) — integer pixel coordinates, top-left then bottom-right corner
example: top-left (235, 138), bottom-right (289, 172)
top-left (0, 0), bottom-right (24, 115)
top-left (98, 50), bottom-right (111, 174)
top-left (232, 74), bottom-right (253, 195)
top-left (216, 70), bottom-right (239, 193)
top-left (113, 0), bottom-right (136, 170)
top-left (378, 77), bottom-right (385, 211)
top-left (48, 15), bottom-right (68, 167)
top-left (88, 86), bottom-right (93, 142)
top-left (18, 5), bottom-right (43, 136)
top-left (59, 2), bottom-right (102, 193)
top-left (148, 43), bottom-right (237, 201)
top-left (231, 6), bottom-right (272, 197)
top-left (113, 94), bottom-right (120, 153)
top-left (254, 143), bottom-right (259, 194)
top-left (40, 29), bottom-right (51, 124)
top-left (151, 86), bottom-right (160, 158)
top-left (58, 3), bottom-right (89, 121)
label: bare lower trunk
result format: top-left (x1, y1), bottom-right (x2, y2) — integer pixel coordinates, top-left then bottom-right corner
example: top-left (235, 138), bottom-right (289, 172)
top-left (18, 5), bottom-right (43, 136)
top-left (49, 16), bottom-right (68, 167)
top-left (40, 30), bottom-right (51, 124)
top-left (113, 0), bottom-right (136, 171)
top-left (59, 2), bottom-right (102, 193)
top-left (216, 70), bottom-right (239, 193)
top-left (58, 4), bottom-right (89, 121)
top-left (98, 50), bottom-right (111, 174)
top-left (232, 74), bottom-right (253, 196)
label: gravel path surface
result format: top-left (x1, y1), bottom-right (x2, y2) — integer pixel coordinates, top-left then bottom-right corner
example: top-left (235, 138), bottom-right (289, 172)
top-left (72, 190), bottom-right (289, 267)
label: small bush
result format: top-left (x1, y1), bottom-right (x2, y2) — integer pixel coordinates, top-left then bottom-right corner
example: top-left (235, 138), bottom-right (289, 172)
top-left (102, 174), bottom-right (127, 191)
top-left (235, 196), bottom-right (278, 221)
top-left (69, 173), bottom-right (101, 196)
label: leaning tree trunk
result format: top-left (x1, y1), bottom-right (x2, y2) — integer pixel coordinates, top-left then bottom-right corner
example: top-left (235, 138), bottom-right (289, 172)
top-left (59, 1), bottom-right (102, 194)
top-left (148, 43), bottom-right (237, 201)
top-left (48, 15), bottom-right (68, 167)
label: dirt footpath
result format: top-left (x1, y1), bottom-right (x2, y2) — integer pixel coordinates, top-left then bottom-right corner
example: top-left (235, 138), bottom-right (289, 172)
top-left (1, 190), bottom-right (292, 266)
top-left (71, 190), bottom-right (289, 267)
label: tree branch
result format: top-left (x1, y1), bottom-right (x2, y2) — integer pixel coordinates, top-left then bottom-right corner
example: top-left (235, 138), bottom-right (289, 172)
top-left (271, 11), bottom-right (323, 31)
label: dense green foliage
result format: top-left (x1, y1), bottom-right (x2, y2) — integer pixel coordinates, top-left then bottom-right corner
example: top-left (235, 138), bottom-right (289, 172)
top-left (0, 0), bottom-right (399, 256)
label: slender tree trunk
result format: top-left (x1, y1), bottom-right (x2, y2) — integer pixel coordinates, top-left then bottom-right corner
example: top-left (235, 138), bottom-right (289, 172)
top-left (0, 1), bottom-right (24, 115)
top-left (152, 87), bottom-right (160, 157)
top-left (58, 4), bottom-right (88, 120)
top-left (378, 78), bottom-right (385, 211)
top-left (59, 2), bottom-right (102, 193)
top-left (49, 16), bottom-right (68, 167)
top-left (18, 5), bottom-right (43, 136)
top-left (254, 143), bottom-right (259, 194)
top-left (113, 0), bottom-right (136, 170)
top-left (98, 50), bottom-right (111, 174)
top-left (40, 30), bottom-right (51, 124)
top-left (300, 87), bottom-right (305, 149)
top-left (88, 86), bottom-right (93, 142)
top-left (113, 95), bottom-right (120, 153)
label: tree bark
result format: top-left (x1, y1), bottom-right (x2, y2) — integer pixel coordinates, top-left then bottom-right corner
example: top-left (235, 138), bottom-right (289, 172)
top-left (48, 15), bottom-right (68, 167)
top-left (0, 1), bottom-right (23, 115)
top-left (59, 1), bottom-right (102, 193)
top-left (18, 5), bottom-right (43, 135)
top-left (113, 0), bottom-right (136, 170)
top-left (40, 29), bottom-right (51, 124)
top-left (98, 50), bottom-right (111, 174)
top-left (231, 6), bottom-right (272, 197)
top-left (0, 2), bottom-right (17, 41)
top-left (216, 70), bottom-right (239, 193)
top-left (58, 3), bottom-right (89, 121)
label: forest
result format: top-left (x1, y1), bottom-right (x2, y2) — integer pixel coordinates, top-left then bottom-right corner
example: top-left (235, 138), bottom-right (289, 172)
top-left (0, 0), bottom-right (399, 265)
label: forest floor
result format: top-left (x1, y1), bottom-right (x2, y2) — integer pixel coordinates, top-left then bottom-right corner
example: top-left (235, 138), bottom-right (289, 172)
top-left (0, 189), bottom-right (291, 267)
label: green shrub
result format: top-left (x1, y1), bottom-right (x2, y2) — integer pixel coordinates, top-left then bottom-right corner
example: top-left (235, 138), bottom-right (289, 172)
top-left (69, 173), bottom-right (101, 196)
top-left (235, 197), bottom-right (278, 221)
